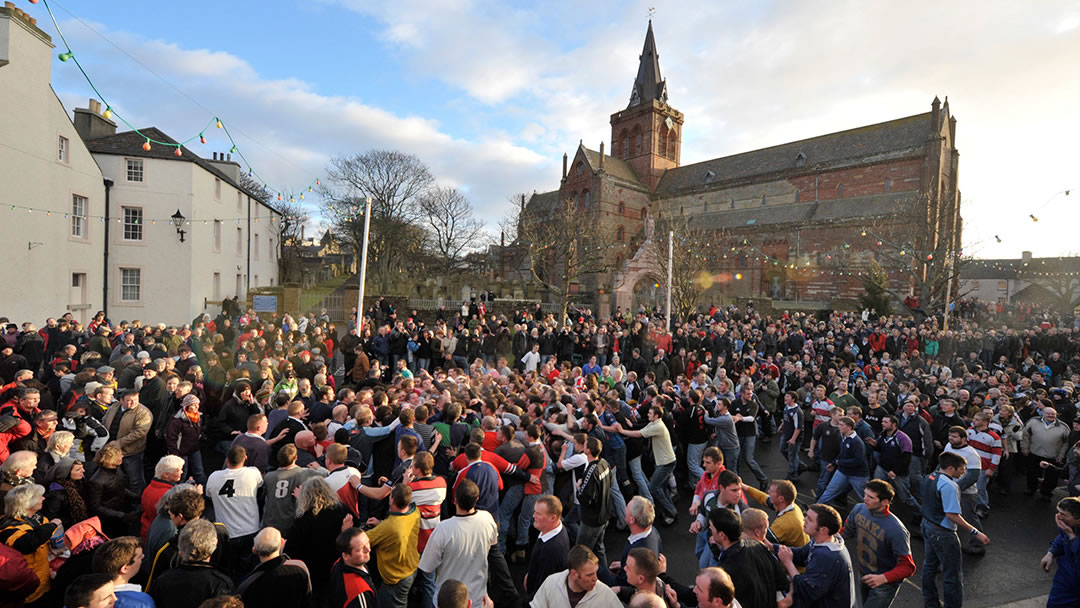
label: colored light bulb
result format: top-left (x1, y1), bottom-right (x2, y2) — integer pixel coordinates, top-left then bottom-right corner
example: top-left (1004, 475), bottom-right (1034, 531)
top-left (58, 51), bottom-right (73, 61)
top-left (216, 119), bottom-right (223, 129)
top-left (143, 140), bottom-right (151, 151)
top-left (199, 134), bottom-right (207, 144)
top-left (175, 147), bottom-right (182, 157)
top-left (230, 145), bottom-right (237, 154)
top-left (103, 107), bottom-right (112, 120)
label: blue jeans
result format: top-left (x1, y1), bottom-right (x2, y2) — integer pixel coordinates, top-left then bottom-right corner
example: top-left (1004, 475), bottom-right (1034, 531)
top-left (120, 452), bottom-right (145, 495)
top-left (605, 444), bottom-right (629, 489)
top-left (576, 520), bottom-right (608, 569)
top-left (921, 521), bottom-right (963, 608)
top-left (873, 466), bottom-right (918, 510)
top-left (860, 579), bottom-right (901, 608)
top-left (649, 462), bottom-right (677, 519)
top-left (909, 456), bottom-right (925, 501)
top-left (609, 477), bottom-right (627, 526)
top-left (628, 456), bottom-right (652, 502)
top-left (976, 470), bottom-right (990, 510)
top-left (416, 569), bottom-right (435, 608)
top-left (818, 470), bottom-right (867, 504)
top-left (514, 494), bottom-right (539, 550)
top-left (183, 451), bottom-right (206, 485)
top-left (720, 446), bottom-right (740, 474)
top-left (737, 436), bottom-right (767, 484)
top-left (452, 355), bottom-right (468, 369)
top-left (377, 570), bottom-right (415, 608)
top-left (686, 442), bottom-right (706, 486)
top-left (498, 484), bottom-right (525, 553)
top-left (695, 528), bottom-right (711, 567)
top-left (597, 354), bottom-right (608, 367)
top-left (780, 439), bottom-right (801, 477)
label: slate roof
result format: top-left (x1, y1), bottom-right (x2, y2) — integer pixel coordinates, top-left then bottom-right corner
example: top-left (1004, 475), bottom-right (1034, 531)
top-left (628, 21), bottom-right (667, 109)
top-left (581, 147), bottom-right (644, 186)
top-left (84, 127), bottom-right (268, 204)
top-left (959, 256), bottom-right (1080, 279)
top-left (525, 190), bottom-right (562, 215)
top-left (656, 112), bottom-right (932, 195)
top-left (686, 191), bottom-right (916, 231)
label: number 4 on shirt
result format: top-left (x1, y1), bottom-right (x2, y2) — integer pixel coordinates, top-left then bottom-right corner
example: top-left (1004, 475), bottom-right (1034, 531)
top-left (218, 479), bottom-right (236, 498)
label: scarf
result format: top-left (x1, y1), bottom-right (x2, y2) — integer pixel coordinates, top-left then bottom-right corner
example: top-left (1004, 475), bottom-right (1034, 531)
top-left (185, 409), bottom-right (201, 425)
top-left (60, 478), bottom-right (88, 522)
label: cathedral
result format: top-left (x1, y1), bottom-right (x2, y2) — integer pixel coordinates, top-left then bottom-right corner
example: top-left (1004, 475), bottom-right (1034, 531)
top-left (521, 21), bottom-right (962, 315)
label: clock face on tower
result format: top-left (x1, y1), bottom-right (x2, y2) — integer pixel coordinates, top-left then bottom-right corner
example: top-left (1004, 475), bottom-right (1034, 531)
top-left (664, 116), bottom-right (674, 130)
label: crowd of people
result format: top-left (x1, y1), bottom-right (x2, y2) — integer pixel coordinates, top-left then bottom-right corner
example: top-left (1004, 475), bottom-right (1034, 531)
top-left (0, 297), bottom-right (1079, 608)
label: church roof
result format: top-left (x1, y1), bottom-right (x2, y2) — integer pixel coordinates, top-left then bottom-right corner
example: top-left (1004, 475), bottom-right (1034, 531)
top-left (525, 189), bottom-right (562, 215)
top-left (581, 146), bottom-right (644, 186)
top-left (688, 191), bottom-right (916, 231)
top-left (656, 112), bottom-right (932, 195)
top-left (628, 20), bottom-right (667, 109)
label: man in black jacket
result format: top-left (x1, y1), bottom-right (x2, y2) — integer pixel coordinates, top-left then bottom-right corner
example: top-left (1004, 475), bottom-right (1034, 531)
top-left (148, 519), bottom-right (234, 608)
top-left (706, 507), bottom-right (789, 608)
top-left (330, 527), bottom-right (377, 608)
top-left (237, 527), bottom-right (311, 608)
top-left (575, 436), bottom-right (613, 569)
top-left (524, 494), bottom-right (569, 599)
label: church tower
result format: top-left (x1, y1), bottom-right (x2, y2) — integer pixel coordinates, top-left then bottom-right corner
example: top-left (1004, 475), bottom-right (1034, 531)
top-left (610, 21), bottom-right (684, 192)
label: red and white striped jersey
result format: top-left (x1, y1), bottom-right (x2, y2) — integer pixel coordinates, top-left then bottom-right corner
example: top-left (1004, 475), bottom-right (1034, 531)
top-left (409, 475), bottom-right (448, 553)
top-left (966, 427), bottom-right (1002, 472)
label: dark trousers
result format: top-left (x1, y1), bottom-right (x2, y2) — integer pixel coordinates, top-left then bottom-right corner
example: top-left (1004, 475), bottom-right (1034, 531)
top-left (1028, 455), bottom-right (1062, 497)
top-left (486, 546), bottom-right (520, 608)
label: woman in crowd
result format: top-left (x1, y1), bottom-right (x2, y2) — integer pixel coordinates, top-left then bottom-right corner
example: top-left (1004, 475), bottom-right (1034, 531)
top-left (0, 483), bottom-right (58, 604)
top-left (85, 443), bottom-right (135, 537)
top-left (41, 457), bottom-right (88, 529)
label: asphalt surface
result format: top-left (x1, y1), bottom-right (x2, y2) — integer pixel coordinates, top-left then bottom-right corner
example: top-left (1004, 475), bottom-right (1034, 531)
top-left (510, 442), bottom-right (1062, 608)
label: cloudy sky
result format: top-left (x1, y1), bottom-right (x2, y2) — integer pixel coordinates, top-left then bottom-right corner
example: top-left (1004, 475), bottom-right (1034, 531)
top-left (42, 0), bottom-right (1080, 258)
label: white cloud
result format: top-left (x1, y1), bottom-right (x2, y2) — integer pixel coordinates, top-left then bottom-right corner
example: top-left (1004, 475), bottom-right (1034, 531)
top-left (47, 1), bottom-right (1080, 258)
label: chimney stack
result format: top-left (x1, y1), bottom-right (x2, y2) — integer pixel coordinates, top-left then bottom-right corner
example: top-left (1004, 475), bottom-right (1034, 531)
top-left (599, 142), bottom-right (605, 171)
top-left (1021, 251), bottom-right (1032, 264)
top-left (562, 153), bottom-right (568, 180)
top-left (73, 98), bottom-right (117, 142)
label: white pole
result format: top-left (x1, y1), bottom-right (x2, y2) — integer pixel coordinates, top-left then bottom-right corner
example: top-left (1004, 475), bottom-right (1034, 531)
top-left (943, 252), bottom-right (953, 330)
top-left (665, 230), bottom-right (673, 330)
top-left (356, 197), bottom-right (372, 334)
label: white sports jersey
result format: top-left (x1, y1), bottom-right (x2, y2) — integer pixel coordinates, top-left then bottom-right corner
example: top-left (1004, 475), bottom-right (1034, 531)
top-left (206, 466), bottom-right (264, 537)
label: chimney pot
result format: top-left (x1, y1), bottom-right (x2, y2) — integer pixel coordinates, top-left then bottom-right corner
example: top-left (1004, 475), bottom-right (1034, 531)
top-left (88, 99), bottom-right (100, 114)
top-left (1021, 251), bottom-right (1032, 263)
top-left (4, 3), bottom-right (15, 10)
top-left (599, 142), bottom-right (605, 170)
top-left (226, 153), bottom-right (231, 161)
top-left (29, 17), bottom-right (35, 25)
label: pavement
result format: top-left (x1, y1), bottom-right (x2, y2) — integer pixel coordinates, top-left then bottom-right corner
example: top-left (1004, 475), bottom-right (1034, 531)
top-left (508, 439), bottom-right (1062, 607)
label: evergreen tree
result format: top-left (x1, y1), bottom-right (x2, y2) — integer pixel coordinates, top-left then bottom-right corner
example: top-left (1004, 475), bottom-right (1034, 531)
top-left (859, 259), bottom-right (892, 316)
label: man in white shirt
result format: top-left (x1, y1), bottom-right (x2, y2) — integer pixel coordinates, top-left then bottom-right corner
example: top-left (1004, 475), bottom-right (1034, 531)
top-left (530, 545), bottom-right (623, 608)
top-left (522, 344), bottom-right (541, 374)
top-left (321, 443), bottom-right (363, 493)
top-left (419, 479), bottom-right (497, 607)
top-left (206, 445), bottom-right (264, 570)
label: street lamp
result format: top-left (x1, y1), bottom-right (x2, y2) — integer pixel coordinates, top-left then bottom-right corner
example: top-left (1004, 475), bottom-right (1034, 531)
top-left (171, 209), bottom-right (187, 243)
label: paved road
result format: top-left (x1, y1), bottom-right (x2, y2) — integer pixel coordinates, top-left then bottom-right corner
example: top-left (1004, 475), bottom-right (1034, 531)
top-left (510, 441), bottom-right (1062, 607)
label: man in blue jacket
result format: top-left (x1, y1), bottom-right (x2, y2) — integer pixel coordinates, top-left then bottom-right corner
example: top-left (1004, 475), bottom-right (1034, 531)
top-left (817, 416), bottom-right (868, 505)
top-left (776, 503), bottom-right (855, 608)
top-left (1041, 497), bottom-right (1080, 608)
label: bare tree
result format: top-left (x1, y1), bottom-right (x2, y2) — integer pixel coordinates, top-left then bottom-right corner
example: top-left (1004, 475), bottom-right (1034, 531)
top-left (649, 215), bottom-right (727, 321)
top-left (268, 198), bottom-right (310, 284)
top-left (418, 186), bottom-right (485, 290)
top-left (518, 195), bottom-right (616, 322)
top-left (322, 150), bottom-right (435, 285)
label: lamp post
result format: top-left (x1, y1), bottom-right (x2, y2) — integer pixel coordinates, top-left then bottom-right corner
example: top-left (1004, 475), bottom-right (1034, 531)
top-left (355, 197), bottom-right (372, 334)
top-left (171, 209), bottom-right (187, 243)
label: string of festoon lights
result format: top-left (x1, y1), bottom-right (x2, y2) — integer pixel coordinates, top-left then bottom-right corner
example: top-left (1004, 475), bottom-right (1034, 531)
top-left (24, 0), bottom-right (321, 204)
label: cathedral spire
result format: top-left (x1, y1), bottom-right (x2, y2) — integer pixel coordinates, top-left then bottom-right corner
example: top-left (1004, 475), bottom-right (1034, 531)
top-left (628, 20), bottom-right (668, 109)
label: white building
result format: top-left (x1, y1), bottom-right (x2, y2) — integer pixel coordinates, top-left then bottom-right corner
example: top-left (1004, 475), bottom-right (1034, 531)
top-left (0, 4), bottom-right (106, 326)
top-left (0, 2), bottom-right (281, 328)
top-left (79, 116), bottom-right (282, 326)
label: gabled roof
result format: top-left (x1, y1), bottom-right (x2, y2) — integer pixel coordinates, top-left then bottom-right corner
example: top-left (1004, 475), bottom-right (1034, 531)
top-left (687, 191), bottom-right (916, 231)
top-left (524, 189), bottom-right (562, 216)
top-left (628, 20), bottom-right (667, 109)
top-left (84, 127), bottom-right (269, 205)
top-left (959, 256), bottom-right (1080, 279)
top-left (656, 112), bottom-right (932, 195)
top-left (580, 146), bottom-right (644, 186)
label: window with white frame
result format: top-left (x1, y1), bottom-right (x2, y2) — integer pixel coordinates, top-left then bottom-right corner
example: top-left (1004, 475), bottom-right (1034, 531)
top-left (58, 136), bottom-right (68, 162)
top-left (122, 206), bottom-right (143, 241)
top-left (126, 159), bottom-right (144, 182)
top-left (71, 195), bottom-right (87, 238)
top-left (120, 268), bottom-right (141, 301)
top-left (213, 220), bottom-right (222, 251)
top-left (215, 178), bottom-right (222, 200)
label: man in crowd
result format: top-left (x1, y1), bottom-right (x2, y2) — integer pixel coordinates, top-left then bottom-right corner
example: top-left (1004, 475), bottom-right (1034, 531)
top-left (525, 494), bottom-right (569, 599)
top-left (329, 527), bottom-right (377, 608)
top-left (419, 479), bottom-right (498, 607)
top-left (237, 527), bottom-right (312, 608)
top-left (777, 504), bottom-right (855, 608)
top-left (842, 480), bottom-right (916, 608)
top-left (530, 545), bottom-right (622, 608)
top-left (1040, 496), bottom-right (1080, 608)
top-left (102, 389), bottom-right (153, 495)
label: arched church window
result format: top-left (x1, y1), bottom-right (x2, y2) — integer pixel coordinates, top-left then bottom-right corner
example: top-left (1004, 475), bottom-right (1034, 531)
top-left (837, 184), bottom-right (844, 197)
top-left (583, 190), bottom-right (591, 210)
top-left (622, 132), bottom-right (630, 159)
top-left (616, 226), bottom-right (624, 241)
top-left (618, 201), bottom-right (625, 215)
